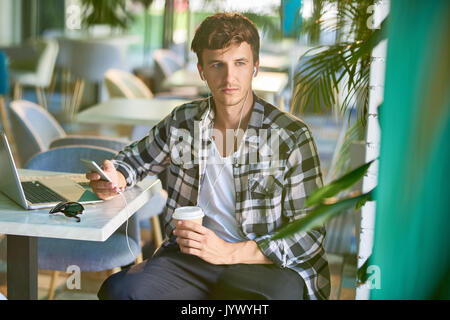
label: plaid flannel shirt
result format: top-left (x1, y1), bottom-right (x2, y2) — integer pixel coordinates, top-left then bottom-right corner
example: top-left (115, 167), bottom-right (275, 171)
top-left (112, 94), bottom-right (330, 300)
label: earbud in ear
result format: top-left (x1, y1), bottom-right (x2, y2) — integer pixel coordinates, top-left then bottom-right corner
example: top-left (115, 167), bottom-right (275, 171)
top-left (252, 67), bottom-right (257, 78)
top-left (201, 71), bottom-right (205, 81)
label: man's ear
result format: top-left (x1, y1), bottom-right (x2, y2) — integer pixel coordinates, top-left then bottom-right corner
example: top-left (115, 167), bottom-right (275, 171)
top-left (197, 63), bottom-right (204, 81)
top-left (253, 60), bottom-right (260, 78)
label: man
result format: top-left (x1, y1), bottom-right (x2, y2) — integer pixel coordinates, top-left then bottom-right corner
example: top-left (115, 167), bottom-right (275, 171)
top-left (90, 12), bottom-right (330, 300)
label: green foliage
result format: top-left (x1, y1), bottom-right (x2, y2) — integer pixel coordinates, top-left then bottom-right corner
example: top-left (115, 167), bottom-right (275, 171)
top-left (134, 0), bottom-right (154, 9)
top-left (268, 189), bottom-right (374, 242)
top-left (81, 0), bottom-right (134, 30)
top-left (290, 0), bottom-right (388, 179)
top-left (242, 12), bottom-right (284, 41)
top-left (356, 256), bottom-right (371, 284)
top-left (292, 14), bottom-right (387, 121)
top-left (305, 159), bottom-right (374, 207)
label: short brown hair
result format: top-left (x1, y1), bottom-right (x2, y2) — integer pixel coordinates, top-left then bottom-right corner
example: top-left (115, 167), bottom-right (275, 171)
top-left (191, 12), bottom-right (260, 66)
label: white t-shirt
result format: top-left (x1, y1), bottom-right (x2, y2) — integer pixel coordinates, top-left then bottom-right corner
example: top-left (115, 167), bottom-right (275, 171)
top-left (198, 140), bottom-right (246, 243)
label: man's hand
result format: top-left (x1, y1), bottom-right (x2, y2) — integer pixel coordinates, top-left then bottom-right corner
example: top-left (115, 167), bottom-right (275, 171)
top-left (85, 160), bottom-right (126, 200)
top-left (173, 220), bottom-right (233, 265)
top-left (173, 220), bottom-right (273, 265)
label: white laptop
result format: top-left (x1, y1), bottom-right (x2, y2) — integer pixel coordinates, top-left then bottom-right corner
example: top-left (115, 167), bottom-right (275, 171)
top-left (0, 132), bottom-right (102, 209)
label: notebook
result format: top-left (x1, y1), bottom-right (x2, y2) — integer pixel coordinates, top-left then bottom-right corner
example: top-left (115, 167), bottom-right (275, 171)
top-left (0, 132), bottom-right (102, 209)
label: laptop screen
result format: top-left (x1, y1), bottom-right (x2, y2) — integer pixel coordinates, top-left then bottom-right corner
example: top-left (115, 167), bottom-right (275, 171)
top-left (0, 132), bottom-right (102, 209)
top-left (0, 132), bottom-right (29, 208)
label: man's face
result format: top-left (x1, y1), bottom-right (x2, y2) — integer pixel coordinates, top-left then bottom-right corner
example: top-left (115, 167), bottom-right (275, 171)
top-left (197, 42), bottom-right (258, 109)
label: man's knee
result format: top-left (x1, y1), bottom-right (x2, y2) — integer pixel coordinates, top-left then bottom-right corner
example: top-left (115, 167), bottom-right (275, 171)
top-left (210, 265), bottom-right (305, 300)
top-left (97, 254), bottom-right (199, 300)
top-left (98, 270), bottom-right (131, 300)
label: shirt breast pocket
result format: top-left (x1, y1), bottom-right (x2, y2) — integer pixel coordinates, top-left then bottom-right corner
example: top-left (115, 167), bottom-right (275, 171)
top-left (170, 136), bottom-right (195, 166)
top-left (168, 140), bottom-right (198, 187)
top-left (244, 174), bottom-right (284, 231)
top-left (249, 175), bottom-right (283, 200)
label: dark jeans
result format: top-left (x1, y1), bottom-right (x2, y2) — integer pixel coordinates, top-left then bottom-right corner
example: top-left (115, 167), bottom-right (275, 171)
top-left (98, 242), bottom-right (306, 300)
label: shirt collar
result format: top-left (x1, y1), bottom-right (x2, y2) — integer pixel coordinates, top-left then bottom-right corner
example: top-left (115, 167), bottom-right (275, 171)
top-left (198, 92), bottom-right (264, 133)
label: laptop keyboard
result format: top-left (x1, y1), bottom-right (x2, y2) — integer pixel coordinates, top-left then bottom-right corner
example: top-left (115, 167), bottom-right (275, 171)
top-left (21, 181), bottom-right (68, 204)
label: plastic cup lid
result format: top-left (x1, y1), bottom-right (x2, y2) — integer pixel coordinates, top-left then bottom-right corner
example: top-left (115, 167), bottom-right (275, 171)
top-left (172, 206), bottom-right (205, 220)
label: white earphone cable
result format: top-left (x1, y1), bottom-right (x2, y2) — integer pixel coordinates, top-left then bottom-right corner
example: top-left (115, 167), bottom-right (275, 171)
top-left (117, 190), bottom-right (134, 261)
top-left (202, 88), bottom-right (250, 213)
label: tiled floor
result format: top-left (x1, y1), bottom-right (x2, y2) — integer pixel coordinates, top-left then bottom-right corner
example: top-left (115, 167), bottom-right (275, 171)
top-left (37, 270), bottom-right (103, 300)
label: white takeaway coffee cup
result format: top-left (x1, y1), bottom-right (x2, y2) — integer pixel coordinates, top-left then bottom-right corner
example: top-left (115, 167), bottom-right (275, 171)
top-left (172, 206), bottom-right (205, 226)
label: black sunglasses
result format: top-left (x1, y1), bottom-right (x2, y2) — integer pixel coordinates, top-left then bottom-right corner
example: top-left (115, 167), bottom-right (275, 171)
top-left (49, 202), bottom-right (84, 222)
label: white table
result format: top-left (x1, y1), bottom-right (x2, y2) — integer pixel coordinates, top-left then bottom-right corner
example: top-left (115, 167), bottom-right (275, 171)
top-left (76, 98), bottom-right (189, 127)
top-left (259, 52), bottom-right (290, 71)
top-left (0, 169), bottom-right (161, 299)
top-left (252, 71), bottom-right (289, 95)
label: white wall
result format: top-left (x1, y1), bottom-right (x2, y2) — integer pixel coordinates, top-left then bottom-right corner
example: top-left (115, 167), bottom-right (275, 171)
top-left (355, 0), bottom-right (390, 300)
top-left (0, 0), bottom-right (21, 46)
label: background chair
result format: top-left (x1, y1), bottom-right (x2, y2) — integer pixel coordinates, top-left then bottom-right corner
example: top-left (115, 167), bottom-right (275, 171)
top-left (152, 49), bottom-right (184, 88)
top-left (8, 39), bottom-right (59, 110)
top-left (0, 51), bottom-right (15, 152)
top-left (25, 145), bottom-right (142, 299)
top-left (152, 48), bottom-right (200, 98)
top-left (8, 99), bottom-right (129, 167)
top-left (12, 99), bottom-right (166, 277)
top-left (66, 41), bottom-right (127, 120)
top-left (104, 69), bottom-right (153, 99)
top-left (104, 68), bottom-right (155, 140)
top-left (50, 37), bottom-right (75, 115)
top-left (26, 145), bottom-right (118, 173)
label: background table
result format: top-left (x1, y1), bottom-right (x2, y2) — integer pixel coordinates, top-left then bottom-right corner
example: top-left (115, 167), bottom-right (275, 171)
top-left (259, 52), bottom-right (290, 72)
top-left (76, 98), bottom-right (189, 127)
top-left (0, 169), bottom-right (161, 299)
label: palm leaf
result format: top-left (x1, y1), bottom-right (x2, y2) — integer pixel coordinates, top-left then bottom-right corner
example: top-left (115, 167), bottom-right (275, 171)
top-left (357, 256), bottom-right (371, 284)
top-left (291, 1), bottom-right (388, 124)
top-left (269, 189), bottom-right (375, 241)
top-left (292, 46), bottom-right (347, 114)
top-left (306, 159), bottom-right (374, 207)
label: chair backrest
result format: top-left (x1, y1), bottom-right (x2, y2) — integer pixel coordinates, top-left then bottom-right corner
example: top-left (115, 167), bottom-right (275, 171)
top-left (152, 49), bottom-right (184, 92)
top-left (0, 51), bottom-right (9, 95)
top-left (33, 39), bottom-right (59, 87)
top-left (9, 100), bottom-right (66, 165)
top-left (55, 37), bottom-right (74, 69)
top-left (69, 40), bottom-right (127, 82)
top-left (49, 135), bottom-right (129, 152)
top-left (25, 145), bottom-right (116, 173)
top-left (104, 69), bottom-right (153, 99)
top-left (153, 49), bottom-right (184, 79)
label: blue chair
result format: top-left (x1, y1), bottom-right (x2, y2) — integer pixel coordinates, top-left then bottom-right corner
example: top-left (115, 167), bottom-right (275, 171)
top-left (8, 99), bottom-right (129, 167)
top-left (25, 145), bottom-right (119, 173)
top-left (0, 51), bottom-right (15, 149)
top-left (0, 51), bottom-right (9, 93)
top-left (66, 40), bottom-right (127, 119)
top-left (25, 145), bottom-right (143, 299)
